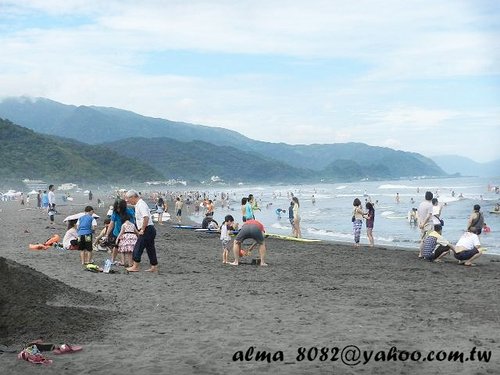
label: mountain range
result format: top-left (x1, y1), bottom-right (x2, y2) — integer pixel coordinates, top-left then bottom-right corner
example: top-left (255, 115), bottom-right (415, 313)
top-left (1, 96), bottom-right (480, 184)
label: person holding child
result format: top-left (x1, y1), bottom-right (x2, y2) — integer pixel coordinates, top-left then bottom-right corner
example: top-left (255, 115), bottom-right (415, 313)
top-left (105, 199), bottom-right (135, 264)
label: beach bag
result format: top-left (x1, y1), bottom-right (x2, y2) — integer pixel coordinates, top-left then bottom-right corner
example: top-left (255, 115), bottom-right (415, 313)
top-left (469, 212), bottom-right (484, 234)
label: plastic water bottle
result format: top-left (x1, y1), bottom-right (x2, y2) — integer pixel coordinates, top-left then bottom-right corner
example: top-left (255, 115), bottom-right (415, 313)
top-left (103, 259), bottom-right (112, 273)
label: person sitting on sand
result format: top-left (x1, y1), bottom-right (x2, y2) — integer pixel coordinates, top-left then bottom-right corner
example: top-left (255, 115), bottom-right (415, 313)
top-left (62, 219), bottom-right (79, 250)
top-left (229, 219), bottom-right (267, 266)
top-left (422, 224), bottom-right (454, 262)
top-left (452, 227), bottom-right (484, 266)
top-left (93, 218), bottom-right (111, 250)
top-left (202, 214), bottom-right (219, 229)
top-left (220, 215), bottom-right (235, 264)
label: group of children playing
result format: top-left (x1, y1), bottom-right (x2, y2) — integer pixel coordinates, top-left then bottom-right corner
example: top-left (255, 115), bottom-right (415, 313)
top-left (62, 205), bottom-right (137, 267)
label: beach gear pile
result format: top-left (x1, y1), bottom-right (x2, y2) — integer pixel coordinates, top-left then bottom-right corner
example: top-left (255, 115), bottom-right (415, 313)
top-left (17, 341), bottom-right (83, 365)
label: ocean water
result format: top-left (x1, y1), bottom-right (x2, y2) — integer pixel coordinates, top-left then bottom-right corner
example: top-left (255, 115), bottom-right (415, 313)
top-left (187, 177), bottom-right (500, 256)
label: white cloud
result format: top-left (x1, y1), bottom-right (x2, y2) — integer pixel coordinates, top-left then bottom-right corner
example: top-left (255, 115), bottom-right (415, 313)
top-left (0, 0), bottom-right (499, 162)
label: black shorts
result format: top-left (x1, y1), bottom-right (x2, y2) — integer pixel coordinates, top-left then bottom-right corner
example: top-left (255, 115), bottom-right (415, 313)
top-left (78, 234), bottom-right (93, 252)
top-left (235, 224), bottom-right (264, 244)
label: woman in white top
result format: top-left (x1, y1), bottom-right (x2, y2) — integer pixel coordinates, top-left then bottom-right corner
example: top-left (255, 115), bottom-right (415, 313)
top-left (292, 197), bottom-right (302, 238)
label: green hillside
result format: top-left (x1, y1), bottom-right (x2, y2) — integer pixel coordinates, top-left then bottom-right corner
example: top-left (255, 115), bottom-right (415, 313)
top-left (0, 97), bottom-right (449, 180)
top-left (0, 118), bottom-right (159, 183)
top-left (103, 137), bottom-right (315, 183)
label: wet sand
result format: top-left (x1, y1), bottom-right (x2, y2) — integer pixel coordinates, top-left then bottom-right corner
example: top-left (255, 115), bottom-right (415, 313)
top-left (0, 197), bottom-right (499, 374)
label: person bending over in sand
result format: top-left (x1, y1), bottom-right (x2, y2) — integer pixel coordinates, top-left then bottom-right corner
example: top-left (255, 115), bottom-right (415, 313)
top-left (452, 227), bottom-right (484, 267)
top-left (422, 224), bottom-right (454, 262)
top-left (125, 190), bottom-right (159, 273)
top-left (229, 219), bottom-right (267, 266)
top-left (220, 215), bottom-right (235, 264)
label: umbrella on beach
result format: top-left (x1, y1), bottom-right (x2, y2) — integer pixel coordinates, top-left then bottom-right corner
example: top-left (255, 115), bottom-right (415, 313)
top-left (63, 212), bottom-right (100, 222)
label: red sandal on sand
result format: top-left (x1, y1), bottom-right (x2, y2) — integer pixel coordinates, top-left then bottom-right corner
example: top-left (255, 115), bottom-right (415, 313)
top-left (53, 344), bottom-right (83, 355)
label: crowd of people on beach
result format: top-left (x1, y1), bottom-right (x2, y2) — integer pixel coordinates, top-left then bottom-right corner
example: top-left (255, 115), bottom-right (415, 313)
top-left (22, 182), bottom-right (495, 272)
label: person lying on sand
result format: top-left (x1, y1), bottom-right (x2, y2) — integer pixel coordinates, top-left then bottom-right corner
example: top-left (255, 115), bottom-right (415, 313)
top-left (229, 219), bottom-right (267, 266)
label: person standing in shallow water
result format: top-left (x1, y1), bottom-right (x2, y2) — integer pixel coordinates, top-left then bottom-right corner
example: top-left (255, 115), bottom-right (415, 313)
top-left (125, 190), bottom-right (158, 273)
top-left (292, 196), bottom-right (301, 238)
top-left (352, 198), bottom-right (364, 247)
top-left (365, 202), bottom-right (375, 247)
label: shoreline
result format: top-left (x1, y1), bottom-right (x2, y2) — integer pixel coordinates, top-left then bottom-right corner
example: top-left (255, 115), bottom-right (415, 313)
top-left (1, 197), bottom-right (499, 374)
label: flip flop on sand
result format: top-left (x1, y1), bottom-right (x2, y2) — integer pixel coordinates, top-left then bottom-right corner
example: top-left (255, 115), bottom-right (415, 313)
top-left (53, 344), bottom-right (83, 355)
top-left (463, 263), bottom-right (477, 267)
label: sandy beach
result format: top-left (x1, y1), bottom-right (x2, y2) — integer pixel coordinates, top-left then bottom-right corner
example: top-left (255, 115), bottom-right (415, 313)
top-left (1, 197), bottom-right (499, 374)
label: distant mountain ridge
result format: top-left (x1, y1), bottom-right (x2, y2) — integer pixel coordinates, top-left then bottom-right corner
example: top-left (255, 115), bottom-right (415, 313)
top-left (0, 96), bottom-right (448, 180)
top-left (433, 155), bottom-right (500, 177)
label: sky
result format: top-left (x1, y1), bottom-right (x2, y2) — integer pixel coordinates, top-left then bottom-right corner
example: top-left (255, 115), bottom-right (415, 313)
top-left (1, 0), bottom-right (499, 162)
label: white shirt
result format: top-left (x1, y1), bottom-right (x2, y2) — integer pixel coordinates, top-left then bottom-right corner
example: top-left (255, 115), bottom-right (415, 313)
top-left (134, 198), bottom-right (153, 229)
top-left (418, 200), bottom-right (433, 228)
top-left (63, 227), bottom-right (78, 249)
top-left (220, 224), bottom-right (231, 241)
top-left (48, 190), bottom-right (55, 206)
top-left (432, 204), bottom-right (442, 225)
top-left (455, 232), bottom-right (480, 251)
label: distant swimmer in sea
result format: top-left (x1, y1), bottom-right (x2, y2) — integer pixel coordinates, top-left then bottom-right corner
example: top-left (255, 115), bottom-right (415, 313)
top-left (408, 208), bottom-right (418, 226)
top-left (275, 208), bottom-right (285, 220)
top-left (482, 223), bottom-right (491, 233)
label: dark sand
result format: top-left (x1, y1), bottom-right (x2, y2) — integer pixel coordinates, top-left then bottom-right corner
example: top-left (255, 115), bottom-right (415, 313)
top-left (0, 198), bottom-right (499, 374)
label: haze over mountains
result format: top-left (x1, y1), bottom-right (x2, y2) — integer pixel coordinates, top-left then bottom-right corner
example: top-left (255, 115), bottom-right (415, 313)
top-left (1, 96), bottom-right (494, 183)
